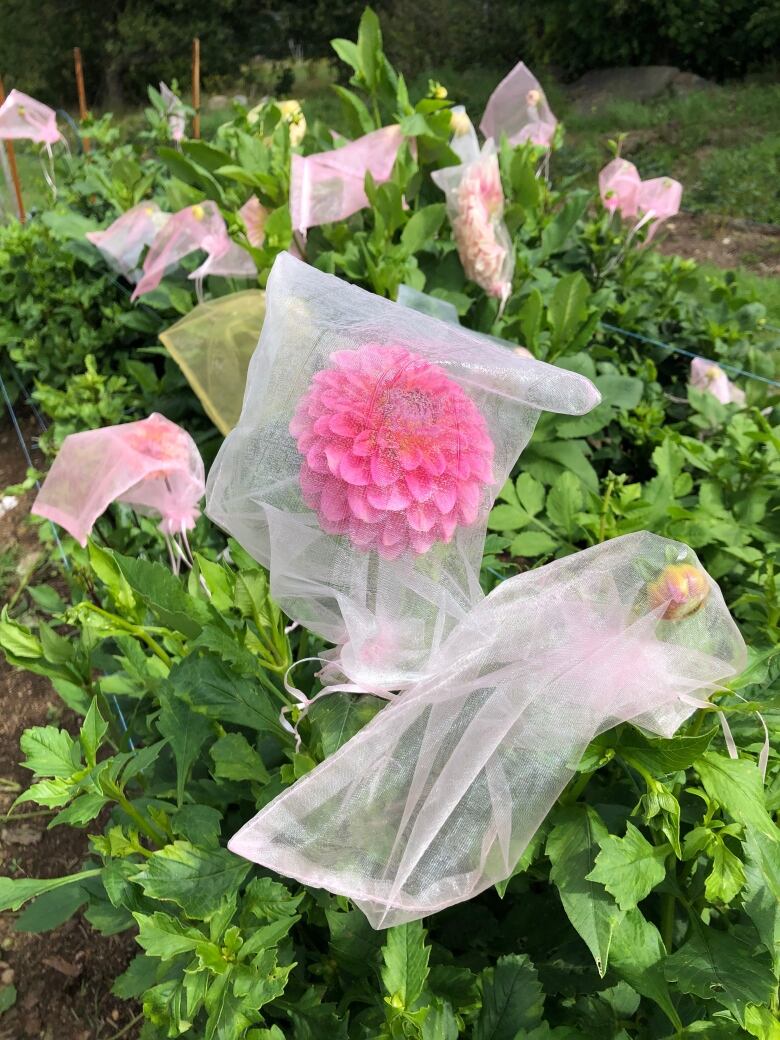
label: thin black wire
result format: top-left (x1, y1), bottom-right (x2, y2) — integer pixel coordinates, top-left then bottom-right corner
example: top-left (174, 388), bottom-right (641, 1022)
top-left (600, 321), bottom-right (780, 388)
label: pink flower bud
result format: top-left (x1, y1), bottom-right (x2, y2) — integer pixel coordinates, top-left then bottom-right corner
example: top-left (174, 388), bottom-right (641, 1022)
top-left (647, 563), bottom-right (710, 620)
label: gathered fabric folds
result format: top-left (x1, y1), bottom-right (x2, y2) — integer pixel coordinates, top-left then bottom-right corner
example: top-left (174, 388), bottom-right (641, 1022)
top-left (228, 532), bottom-right (745, 928)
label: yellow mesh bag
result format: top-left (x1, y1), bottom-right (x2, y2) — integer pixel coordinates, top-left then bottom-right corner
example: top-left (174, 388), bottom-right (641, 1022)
top-left (159, 290), bottom-right (265, 435)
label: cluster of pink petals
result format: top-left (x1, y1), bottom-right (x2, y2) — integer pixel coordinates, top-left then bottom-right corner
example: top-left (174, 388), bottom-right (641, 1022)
top-left (289, 344), bottom-right (495, 558)
top-left (451, 154), bottom-right (512, 300)
top-left (32, 413), bottom-right (205, 546)
top-left (0, 88), bottom-right (62, 147)
top-left (689, 358), bottom-right (745, 406)
top-left (599, 158), bottom-right (682, 242)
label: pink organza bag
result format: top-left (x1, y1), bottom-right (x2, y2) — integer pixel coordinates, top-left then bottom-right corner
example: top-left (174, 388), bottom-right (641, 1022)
top-left (206, 252), bottom-right (600, 690)
top-left (228, 532), bottom-right (745, 927)
top-left (86, 202), bottom-right (170, 281)
top-left (159, 82), bottom-right (186, 142)
top-left (432, 140), bottom-right (515, 304)
top-left (131, 201), bottom-right (256, 301)
top-left (480, 62), bottom-right (557, 147)
top-left (599, 158), bottom-right (641, 218)
top-left (32, 413), bottom-right (205, 546)
top-left (689, 357), bottom-right (745, 406)
top-left (636, 176), bottom-right (682, 242)
top-left (0, 88), bottom-right (62, 148)
top-left (290, 125), bottom-right (405, 234)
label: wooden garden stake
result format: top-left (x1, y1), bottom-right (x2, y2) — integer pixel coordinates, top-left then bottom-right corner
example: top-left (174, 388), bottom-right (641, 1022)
top-left (192, 37), bottom-right (201, 139)
top-left (0, 76), bottom-right (25, 222)
top-left (73, 46), bottom-right (90, 152)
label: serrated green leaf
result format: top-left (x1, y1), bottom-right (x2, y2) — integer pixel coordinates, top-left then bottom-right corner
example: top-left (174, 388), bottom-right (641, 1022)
top-left (381, 919), bottom-right (430, 1009)
top-left (111, 552), bottom-right (210, 638)
top-left (245, 877), bottom-right (304, 922)
top-left (400, 204), bottom-right (446, 254)
top-left (132, 842), bottom-right (250, 921)
top-left (664, 920), bottom-right (776, 1022)
top-left (134, 910), bottom-right (216, 959)
top-left (157, 691), bottom-right (213, 806)
top-left (475, 954), bottom-right (544, 1040)
top-left (79, 698), bottom-right (108, 768)
top-left (0, 869), bottom-right (102, 912)
top-left (308, 693), bottom-right (383, 757)
top-left (546, 471), bottom-right (584, 539)
top-left (510, 531), bottom-right (559, 557)
top-left (167, 653), bottom-right (284, 737)
top-left (743, 828), bottom-right (780, 975)
top-left (547, 806), bottom-right (624, 975)
top-left (587, 823), bottom-right (669, 911)
top-left (19, 725), bottom-right (79, 778)
top-left (609, 909), bottom-right (681, 1030)
top-left (705, 835), bottom-right (746, 904)
top-left (112, 954), bottom-right (159, 999)
top-left (695, 753), bottom-right (776, 840)
top-left (210, 732), bottom-right (269, 784)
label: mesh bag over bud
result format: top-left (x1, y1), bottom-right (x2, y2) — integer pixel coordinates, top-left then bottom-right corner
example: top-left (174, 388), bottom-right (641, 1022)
top-left (86, 202), bottom-right (171, 281)
top-left (229, 532), bottom-right (746, 927)
top-left (432, 141), bottom-right (514, 302)
top-left (290, 125), bottom-right (405, 234)
top-left (480, 62), bottom-right (557, 147)
top-left (159, 290), bottom-right (266, 435)
top-left (132, 201), bottom-right (255, 301)
top-left (0, 88), bottom-right (62, 146)
top-left (159, 82), bottom-right (186, 142)
top-left (637, 176), bottom-right (682, 243)
top-left (599, 158), bottom-right (641, 218)
top-left (32, 413), bottom-right (205, 545)
top-left (206, 253), bottom-right (600, 688)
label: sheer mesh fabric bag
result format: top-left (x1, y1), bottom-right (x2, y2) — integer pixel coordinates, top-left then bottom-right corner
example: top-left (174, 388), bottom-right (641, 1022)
top-left (206, 251), bottom-right (601, 690)
top-left (228, 532), bottom-right (745, 927)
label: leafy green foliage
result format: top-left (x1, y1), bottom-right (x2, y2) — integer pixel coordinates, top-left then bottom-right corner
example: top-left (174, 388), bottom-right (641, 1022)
top-left (0, 11), bottom-right (778, 1039)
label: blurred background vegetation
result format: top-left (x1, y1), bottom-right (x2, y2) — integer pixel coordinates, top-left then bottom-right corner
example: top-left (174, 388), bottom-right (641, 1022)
top-left (1, 0), bottom-right (780, 109)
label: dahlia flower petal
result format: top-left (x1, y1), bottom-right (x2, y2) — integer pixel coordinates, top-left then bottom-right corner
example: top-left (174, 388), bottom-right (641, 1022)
top-left (292, 343), bottom-right (495, 555)
top-left (340, 452), bottom-right (372, 486)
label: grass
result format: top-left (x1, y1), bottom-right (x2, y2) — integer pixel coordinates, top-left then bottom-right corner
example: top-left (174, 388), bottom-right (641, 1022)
top-left (553, 82), bottom-right (780, 226)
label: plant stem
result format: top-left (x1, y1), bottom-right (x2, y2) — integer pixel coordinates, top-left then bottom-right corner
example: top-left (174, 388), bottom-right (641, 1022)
top-left (563, 769), bottom-right (596, 804)
top-left (113, 788), bottom-right (166, 847)
top-left (661, 886), bottom-right (676, 953)
top-left (107, 1012), bottom-right (145, 1040)
top-left (82, 603), bottom-right (172, 667)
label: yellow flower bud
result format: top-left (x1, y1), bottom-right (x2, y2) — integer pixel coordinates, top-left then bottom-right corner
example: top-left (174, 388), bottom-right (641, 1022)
top-left (450, 110), bottom-right (472, 137)
top-left (647, 563), bottom-right (710, 621)
top-left (191, 204), bottom-right (205, 221)
top-left (526, 89), bottom-right (541, 108)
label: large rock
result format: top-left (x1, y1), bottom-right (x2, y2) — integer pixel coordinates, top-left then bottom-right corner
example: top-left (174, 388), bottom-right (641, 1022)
top-left (207, 94), bottom-right (229, 111)
top-left (569, 66), bottom-right (710, 113)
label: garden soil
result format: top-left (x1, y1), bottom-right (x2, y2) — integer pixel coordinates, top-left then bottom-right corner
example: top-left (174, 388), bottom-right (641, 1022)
top-left (0, 414), bottom-right (139, 1040)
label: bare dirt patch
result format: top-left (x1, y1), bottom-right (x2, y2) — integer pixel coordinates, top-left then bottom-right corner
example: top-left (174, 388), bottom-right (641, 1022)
top-left (0, 413), bottom-right (139, 1040)
top-left (656, 212), bottom-right (780, 276)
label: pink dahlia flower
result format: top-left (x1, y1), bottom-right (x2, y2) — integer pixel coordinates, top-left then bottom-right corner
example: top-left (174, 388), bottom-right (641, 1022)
top-left (290, 344), bottom-right (495, 558)
top-left (451, 155), bottom-right (512, 300)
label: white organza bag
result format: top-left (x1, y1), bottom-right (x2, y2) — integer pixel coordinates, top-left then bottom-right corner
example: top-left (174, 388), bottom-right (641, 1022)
top-left (228, 532), bottom-right (745, 927)
top-left (206, 253), bottom-right (601, 688)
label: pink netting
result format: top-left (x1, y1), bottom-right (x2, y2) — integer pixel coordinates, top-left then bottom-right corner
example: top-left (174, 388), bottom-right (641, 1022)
top-left (206, 252), bottom-right (601, 689)
top-left (480, 62), bottom-right (557, 147)
top-left (131, 201), bottom-right (255, 300)
top-left (689, 358), bottom-right (745, 406)
top-left (0, 88), bottom-right (62, 146)
top-left (86, 202), bottom-right (170, 281)
top-left (290, 125), bottom-right (405, 234)
top-left (32, 413), bottom-right (205, 545)
top-left (159, 82), bottom-right (186, 142)
top-left (637, 176), bottom-right (682, 242)
top-left (239, 196), bottom-right (268, 248)
top-left (228, 532), bottom-right (746, 927)
top-left (432, 141), bottom-right (514, 302)
top-left (599, 158), bottom-right (641, 218)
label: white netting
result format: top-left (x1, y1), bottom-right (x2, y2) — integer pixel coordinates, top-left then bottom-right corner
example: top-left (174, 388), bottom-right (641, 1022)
top-left (206, 252), bottom-right (600, 688)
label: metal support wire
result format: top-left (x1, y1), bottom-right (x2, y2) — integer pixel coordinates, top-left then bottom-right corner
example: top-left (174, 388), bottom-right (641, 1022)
top-left (600, 321), bottom-right (780, 389)
top-left (0, 367), bottom-right (133, 746)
